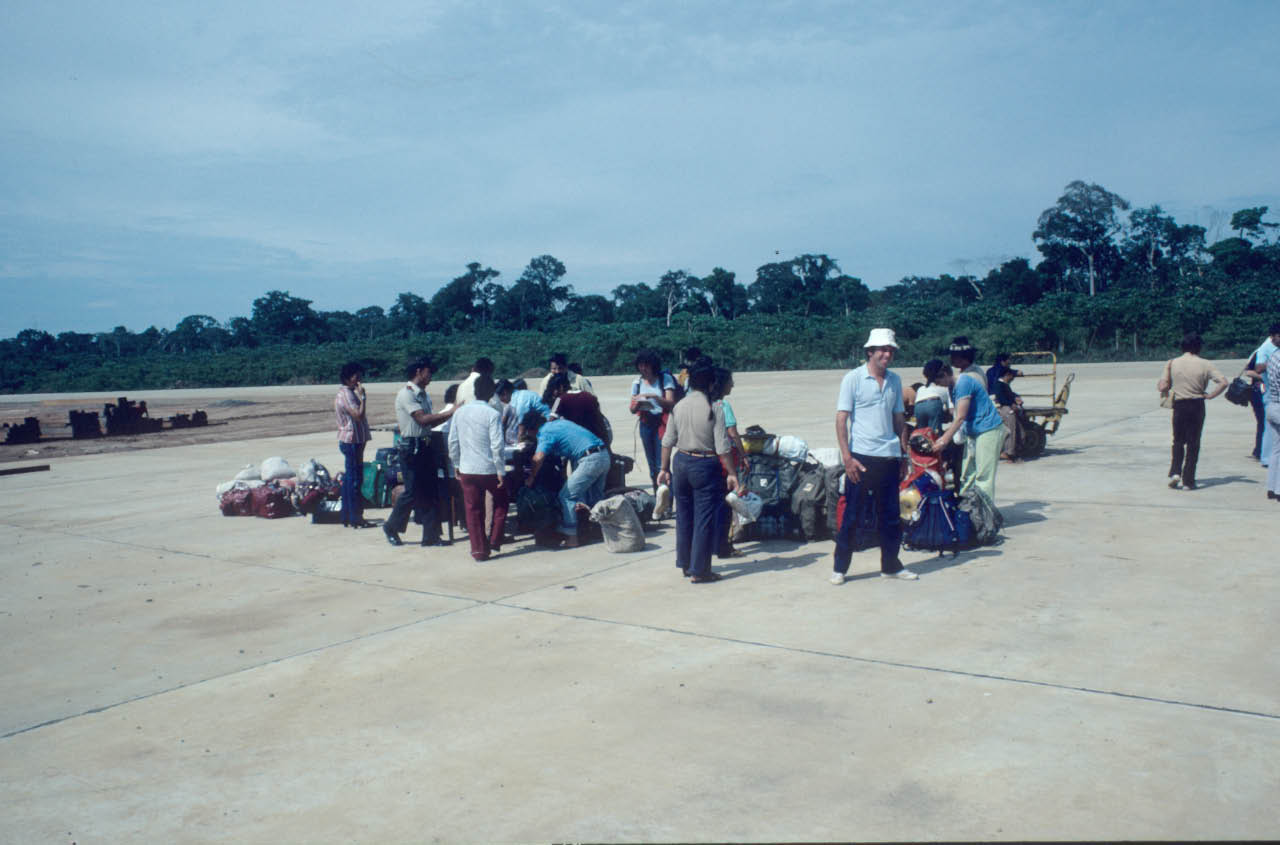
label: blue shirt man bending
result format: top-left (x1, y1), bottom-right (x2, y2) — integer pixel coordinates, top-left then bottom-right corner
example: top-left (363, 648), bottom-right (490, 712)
top-left (831, 328), bottom-right (917, 584)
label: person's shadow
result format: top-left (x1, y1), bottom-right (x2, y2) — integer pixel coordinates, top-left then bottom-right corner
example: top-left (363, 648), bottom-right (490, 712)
top-left (1191, 475), bottom-right (1256, 489)
top-left (907, 547), bottom-right (1004, 575)
top-left (717, 548), bottom-right (826, 579)
top-left (1002, 500), bottom-right (1049, 527)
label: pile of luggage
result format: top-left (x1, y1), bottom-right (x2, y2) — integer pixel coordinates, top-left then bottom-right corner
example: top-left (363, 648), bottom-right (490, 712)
top-left (215, 457), bottom-right (344, 521)
top-left (734, 429), bottom-right (842, 543)
top-left (732, 426), bottom-right (1002, 555)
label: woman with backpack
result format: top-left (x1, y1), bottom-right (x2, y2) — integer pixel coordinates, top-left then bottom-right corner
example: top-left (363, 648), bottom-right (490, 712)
top-left (630, 349), bottom-right (679, 491)
top-left (656, 362), bottom-right (740, 583)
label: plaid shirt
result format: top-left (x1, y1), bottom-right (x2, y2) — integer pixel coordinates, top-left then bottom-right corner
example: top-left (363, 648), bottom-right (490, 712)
top-left (335, 386), bottom-right (370, 444)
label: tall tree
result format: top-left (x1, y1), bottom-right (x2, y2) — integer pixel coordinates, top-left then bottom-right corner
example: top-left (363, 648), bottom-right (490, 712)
top-left (1230, 206), bottom-right (1275, 242)
top-left (656, 270), bottom-right (694, 327)
top-left (389, 292), bottom-right (431, 336)
top-left (429, 262), bottom-right (500, 332)
top-left (251, 290), bottom-right (323, 342)
top-left (1033, 181), bottom-right (1131, 296)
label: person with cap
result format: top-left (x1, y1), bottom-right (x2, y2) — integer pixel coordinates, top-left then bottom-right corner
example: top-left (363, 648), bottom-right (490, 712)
top-left (932, 353), bottom-right (1006, 504)
top-left (948, 337), bottom-right (986, 390)
top-left (385, 357), bottom-right (455, 547)
top-left (830, 328), bottom-right (917, 584)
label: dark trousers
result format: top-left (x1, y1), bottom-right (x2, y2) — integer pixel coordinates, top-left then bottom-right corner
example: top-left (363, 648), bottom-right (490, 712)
top-left (457, 472), bottom-right (508, 560)
top-left (833, 454), bottom-right (903, 575)
top-left (386, 439), bottom-right (440, 541)
top-left (338, 440), bottom-right (365, 524)
top-left (1170, 398), bottom-right (1206, 486)
top-left (1251, 387), bottom-right (1265, 458)
top-left (638, 421), bottom-right (662, 489)
top-left (673, 452), bottom-right (725, 577)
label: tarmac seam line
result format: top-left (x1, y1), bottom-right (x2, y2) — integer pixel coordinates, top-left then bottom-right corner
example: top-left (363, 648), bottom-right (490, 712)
top-left (492, 602), bottom-right (1280, 722)
top-left (0, 602), bottom-right (483, 741)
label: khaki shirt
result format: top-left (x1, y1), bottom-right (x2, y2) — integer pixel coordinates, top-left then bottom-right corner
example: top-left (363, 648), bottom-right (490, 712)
top-left (395, 382), bottom-right (433, 437)
top-left (661, 392), bottom-right (730, 455)
top-left (1167, 354), bottom-right (1225, 400)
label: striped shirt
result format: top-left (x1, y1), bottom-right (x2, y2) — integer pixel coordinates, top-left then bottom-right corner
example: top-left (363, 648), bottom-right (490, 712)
top-left (334, 386), bottom-right (370, 444)
top-left (1267, 350), bottom-right (1280, 406)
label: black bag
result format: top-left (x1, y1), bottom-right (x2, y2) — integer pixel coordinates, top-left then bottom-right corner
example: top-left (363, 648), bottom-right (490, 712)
top-left (743, 454), bottom-right (802, 507)
top-left (1225, 376), bottom-right (1253, 407)
top-left (515, 486), bottom-right (559, 533)
top-left (789, 460), bottom-right (829, 540)
top-left (375, 446), bottom-right (403, 485)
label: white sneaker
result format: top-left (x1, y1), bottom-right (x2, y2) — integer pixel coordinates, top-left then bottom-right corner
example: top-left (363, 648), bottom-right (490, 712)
top-left (1168, 474), bottom-right (1181, 489)
top-left (829, 572), bottom-right (845, 585)
top-left (881, 568), bottom-right (919, 580)
top-left (653, 483), bottom-right (672, 518)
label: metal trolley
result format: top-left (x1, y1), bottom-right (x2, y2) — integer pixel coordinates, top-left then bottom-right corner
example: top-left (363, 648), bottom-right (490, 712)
top-left (1008, 352), bottom-right (1075, 458)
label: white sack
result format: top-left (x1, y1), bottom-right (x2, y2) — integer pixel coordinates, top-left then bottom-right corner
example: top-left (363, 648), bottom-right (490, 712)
top-left (589, 495), bottom-right (645, 553)
top-left (775, 435), bottom-right (809, 461)
top-left (259, 456), bottom-right (295, 481)
top-left (234, 464), bottom-right (260, 482)
top-left (808, 447), bottom-right (841, 468)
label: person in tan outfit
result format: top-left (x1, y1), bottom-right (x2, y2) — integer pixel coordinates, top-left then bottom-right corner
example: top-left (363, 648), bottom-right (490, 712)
top-left (1157, 332), bottom-right (1228, 490)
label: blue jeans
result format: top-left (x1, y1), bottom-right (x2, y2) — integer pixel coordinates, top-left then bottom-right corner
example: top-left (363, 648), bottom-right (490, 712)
top-left (338, 441), bottom-right (365, 524)
top-left (638, 421), bottom-right (662, 489)
top-left (673, 452), bottom-right (726, 577)
top-left (914, 398), bottom-right (945, 434)
top-left (559, 449), bottom-right (610, 536)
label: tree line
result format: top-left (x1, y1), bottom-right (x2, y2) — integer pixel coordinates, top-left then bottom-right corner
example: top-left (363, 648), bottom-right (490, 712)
top-left (3, 181), bottom-right (1276, 393)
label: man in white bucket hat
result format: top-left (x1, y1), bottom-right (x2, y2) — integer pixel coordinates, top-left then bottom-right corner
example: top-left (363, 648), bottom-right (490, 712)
top-left (830, 327), bottom-right (917, 583)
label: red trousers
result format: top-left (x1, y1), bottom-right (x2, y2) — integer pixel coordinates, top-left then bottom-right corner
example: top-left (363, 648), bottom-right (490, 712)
top-left (457, 472), bottom-right (509, 560)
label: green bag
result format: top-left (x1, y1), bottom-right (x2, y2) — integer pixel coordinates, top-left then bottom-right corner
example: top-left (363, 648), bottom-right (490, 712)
top-left (361, 461), bottom-right (392, 508)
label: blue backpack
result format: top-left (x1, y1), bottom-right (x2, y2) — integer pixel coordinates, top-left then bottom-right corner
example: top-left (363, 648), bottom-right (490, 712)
top-left (904, 489), bottom-right (972, 556)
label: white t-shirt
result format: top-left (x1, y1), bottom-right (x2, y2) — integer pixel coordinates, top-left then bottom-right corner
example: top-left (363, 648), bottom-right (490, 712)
top-left (914, 384), bottom-right (953, 408)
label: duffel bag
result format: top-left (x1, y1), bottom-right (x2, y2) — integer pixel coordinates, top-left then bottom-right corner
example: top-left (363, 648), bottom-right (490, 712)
top-left (789, 459), bottom-right (828, 540)
top-left (251, 484), bottom-right (294, 519)
top-left (903, 489), bottom-right (969, 556)
top-left (219, 487), bottom-right (254, 516)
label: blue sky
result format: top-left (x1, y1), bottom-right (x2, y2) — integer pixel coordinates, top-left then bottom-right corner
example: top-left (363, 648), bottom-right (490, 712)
top-left (2, 0), bottom-right (1277, 338)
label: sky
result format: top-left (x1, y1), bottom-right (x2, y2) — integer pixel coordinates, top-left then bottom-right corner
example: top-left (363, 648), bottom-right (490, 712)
top-left (2, 0), bottom-right (1278, 338)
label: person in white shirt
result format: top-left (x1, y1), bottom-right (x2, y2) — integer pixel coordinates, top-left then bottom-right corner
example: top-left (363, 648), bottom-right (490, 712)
top-left (913, 360), bottom-right (954, 434)
top-left (455, 357), bottom-right (497, 407)
top-left (538, 353), bottom-right (594, 395)
top-left (448, 374), bottom-right (509, 561)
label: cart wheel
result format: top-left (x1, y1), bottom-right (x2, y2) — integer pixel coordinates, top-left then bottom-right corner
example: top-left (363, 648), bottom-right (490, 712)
top-left (1020, 423), bottom-right (1047, 459)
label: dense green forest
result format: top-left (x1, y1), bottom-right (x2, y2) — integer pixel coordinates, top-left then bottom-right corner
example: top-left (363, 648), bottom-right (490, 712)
top-left (4, 181), bottom-right (1277, 392)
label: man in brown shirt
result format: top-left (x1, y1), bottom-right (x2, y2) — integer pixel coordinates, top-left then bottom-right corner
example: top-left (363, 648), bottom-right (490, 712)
top-left (1158, 332), bottom-right (1228, 490)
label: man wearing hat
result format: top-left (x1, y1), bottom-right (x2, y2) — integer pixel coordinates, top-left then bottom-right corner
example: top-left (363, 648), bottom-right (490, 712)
top-left (830, 327), bottom-right (918, 584)
top-left (948, 336), bottom-right (986, 390)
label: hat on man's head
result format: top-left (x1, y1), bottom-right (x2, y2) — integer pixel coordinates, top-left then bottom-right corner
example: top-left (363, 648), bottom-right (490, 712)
top-left (948, 336), bottom-right (978, 357)
top-left (864, 328), bottom-right (899, 349)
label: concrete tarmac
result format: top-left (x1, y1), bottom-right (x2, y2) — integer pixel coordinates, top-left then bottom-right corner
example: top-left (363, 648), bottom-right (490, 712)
top-left (1, 362), bottom-right (1276, 842)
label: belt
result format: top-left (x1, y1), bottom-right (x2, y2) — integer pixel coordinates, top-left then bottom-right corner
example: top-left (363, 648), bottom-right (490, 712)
top-left (679, 449), bottom-right (717, 458)
top-left (580, 445), bottom-right (605, 457)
